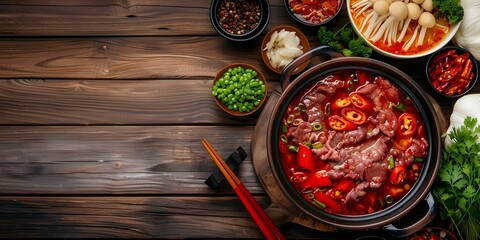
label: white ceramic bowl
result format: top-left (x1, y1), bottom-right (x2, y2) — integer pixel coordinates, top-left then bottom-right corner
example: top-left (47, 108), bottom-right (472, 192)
top-left (346, 0), bottom-right (461, 59)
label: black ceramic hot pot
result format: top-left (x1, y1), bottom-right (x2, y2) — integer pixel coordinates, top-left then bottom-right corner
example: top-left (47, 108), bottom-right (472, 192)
top-left (251, 46), bottom-right (444, 237)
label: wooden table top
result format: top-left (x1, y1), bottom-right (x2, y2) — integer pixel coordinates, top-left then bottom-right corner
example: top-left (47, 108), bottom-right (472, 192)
top-left (0, 0), bottom-right (477, 239)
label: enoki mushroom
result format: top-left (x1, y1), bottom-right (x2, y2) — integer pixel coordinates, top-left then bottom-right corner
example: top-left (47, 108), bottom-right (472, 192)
top-left (353, 0), bottom-right (439, 51)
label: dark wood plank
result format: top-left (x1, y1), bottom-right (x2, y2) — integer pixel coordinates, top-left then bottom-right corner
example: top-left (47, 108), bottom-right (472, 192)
top-left (0, 196), bottom-right (387, 239)
top-left (0, 125), bottom-right (266, 195)
top-left (0, 37), bottom-right (263, 79)
top-left (0, 79), bottom-right (277, 125)
top-left (0, 0), bottom-right (295, 37)
top-left (0, 196), bottom-right (269, 238)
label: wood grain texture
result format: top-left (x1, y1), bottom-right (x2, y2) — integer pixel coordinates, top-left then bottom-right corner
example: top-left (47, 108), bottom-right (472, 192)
top-left (0, 196), bottom-right (379, 239)
top-left (0, 196), bottom-right (269, 238)
top-left (0, 125), bottom-right (267, 195)
top-left (0, 0), bottom-right (303, 37)
top-left (0, 79), bottom-right (276, 125)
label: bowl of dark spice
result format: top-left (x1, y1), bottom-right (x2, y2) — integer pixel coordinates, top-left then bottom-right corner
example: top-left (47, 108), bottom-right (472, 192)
top-left (209, 0), bottom-right (270, 41)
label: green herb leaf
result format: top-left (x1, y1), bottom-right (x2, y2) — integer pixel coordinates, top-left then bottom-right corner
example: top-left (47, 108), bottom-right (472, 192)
top-left (433, 117), bottom-right (480, 240)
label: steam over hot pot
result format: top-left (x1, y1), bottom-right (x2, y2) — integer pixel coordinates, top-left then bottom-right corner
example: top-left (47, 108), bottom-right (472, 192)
top-left (251, 46), bottom-right (443, 237)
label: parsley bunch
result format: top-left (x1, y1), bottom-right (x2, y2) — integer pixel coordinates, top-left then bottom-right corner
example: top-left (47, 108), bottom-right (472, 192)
top-left (433, 116), bottom-right (480, 240)
top-left (317, 22), bottom-right (372, 58)
top-left (433, 0), bottom-right (464, 25)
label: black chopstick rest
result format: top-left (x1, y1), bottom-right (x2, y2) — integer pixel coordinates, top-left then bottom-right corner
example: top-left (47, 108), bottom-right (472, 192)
top-left (205, 146), bottom-right (247, 189)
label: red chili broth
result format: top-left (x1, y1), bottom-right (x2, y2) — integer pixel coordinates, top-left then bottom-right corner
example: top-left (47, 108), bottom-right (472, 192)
top-left (278, 70), bottom-right (427, 215)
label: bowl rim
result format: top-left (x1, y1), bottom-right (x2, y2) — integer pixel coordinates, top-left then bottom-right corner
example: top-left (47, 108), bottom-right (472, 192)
top-left (209, 0), bottom-right (271, 41)
top-left (284, 0), bottom-right (344, 27)
top-left (346, 0), bottom-right (461, 59)
top-left (212, 63), bottom-right (268, 116)
top-left (425, 46), bottom-right (479, 98)
top-left (260, 25), bottom-right (311, 75)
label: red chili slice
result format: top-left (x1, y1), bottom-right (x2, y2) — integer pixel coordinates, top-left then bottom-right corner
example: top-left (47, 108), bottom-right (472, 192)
top-left (297, 144), bottom-right (315, 172)
top-left (396, 113), bottom-right (417, 138)
top-left (327, 179), bottom-right (356, 199)
top-left (331, 95), bottom-right (351, 110)
top-left (461, 59), bottom-right (473, 78)
top-left (388, 185), bottom-right (405, 198)
top-left (445, 84), bottom-right (463, 96)
top-left (390, 165), bottom-right (407, 186)
top-left (393, 137), bottom-right (413, 151)
top-left (437, 65), bottom-right (462, 82)
top-left (349, 93), bottom-right (373, 111)
top-left (328, 115), bottom-right (357, 131)
top-left (314, 191), bottom-right (343, 214)
top-left (454, 53), bottom-right (470, 66)
top-left (301, 172), bottom-right (332, 191)
top-left (430, 49), bottom-right (456, 66)
top-left (292, 4), bottom-right (312, 15)
top-left (302, 0), bottom-right (319, 4)
top-left (341, 107), bottom-right (366, 125)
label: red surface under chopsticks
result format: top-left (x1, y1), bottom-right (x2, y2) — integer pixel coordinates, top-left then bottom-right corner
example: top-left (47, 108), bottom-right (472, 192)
top-left (201, 139), bottom-right (285, 240)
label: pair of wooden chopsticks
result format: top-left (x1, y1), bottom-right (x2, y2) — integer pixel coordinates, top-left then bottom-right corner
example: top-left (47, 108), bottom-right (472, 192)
top-left (201, 139), bottom-right (285, 240)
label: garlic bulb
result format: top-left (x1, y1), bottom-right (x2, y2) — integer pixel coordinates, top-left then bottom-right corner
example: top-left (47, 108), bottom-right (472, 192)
top-left (445, 94), bottom-right (480, 147)
top-left (454, 0), bottom-right (480, 61)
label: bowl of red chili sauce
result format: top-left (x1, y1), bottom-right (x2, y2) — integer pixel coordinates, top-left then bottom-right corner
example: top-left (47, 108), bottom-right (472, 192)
top-left (285, 0), bottom-right (343, 26)
top-left (426, 46), bottom-right (478, 98)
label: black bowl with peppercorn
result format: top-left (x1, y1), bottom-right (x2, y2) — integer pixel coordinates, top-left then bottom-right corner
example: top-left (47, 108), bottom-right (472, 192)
top-left (210, 0), bottom-right (270, 41)
top-left (426, 46), bottom-right (478, 98)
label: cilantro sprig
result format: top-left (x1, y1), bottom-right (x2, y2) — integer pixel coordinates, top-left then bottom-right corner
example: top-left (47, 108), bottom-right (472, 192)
top-left (433, 116), bottom-right (480, 240)
top-left (317, 22), bottom-right (372, 58)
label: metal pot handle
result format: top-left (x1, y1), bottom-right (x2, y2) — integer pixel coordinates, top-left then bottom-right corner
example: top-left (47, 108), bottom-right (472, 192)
top-left (382, 192), bottom-right (437, 237)
top-left (280, 45), bottom-right (343, 91)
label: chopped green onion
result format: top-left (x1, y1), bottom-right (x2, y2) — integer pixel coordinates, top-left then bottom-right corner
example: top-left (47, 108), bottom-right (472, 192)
top-left (414, 157), bottom-right (424, 163)
top-left (293, 106), bottom-right (301, 116)
top-left (311, 122), bottom-right (323, 131)
top-left (304, 141), bottom-right (312, 148)
top-left (347, 79), bottom-right (354, 92)
top-left (282, 124), bottom-right (288, 133)
top-left (293, 118), bottom-right (303, 126)
top-left (312, 198), bottom-right (326, 209)
top-left (385, 195), bottom-right (393, 204)
top-left (312, 142), bottom-right (323, 149)
top-left (287, 114), bottom-right (295, 124)
top-left (288, 145), bottom-right (299, 152)
top-left (281, 135), bottom-right (288, 143)
top-left (298, 103), bottom-right (306, 112)
top-left (324, 103), bottom-right (331, 116)
top-left (394, 103), bottom-right (407, 112)
top-left (388, 156), bottom-right (395, 170)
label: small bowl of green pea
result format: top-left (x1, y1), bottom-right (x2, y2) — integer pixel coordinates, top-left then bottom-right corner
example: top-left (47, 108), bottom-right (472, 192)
top-left (212, 63), bottom-right (267, 116)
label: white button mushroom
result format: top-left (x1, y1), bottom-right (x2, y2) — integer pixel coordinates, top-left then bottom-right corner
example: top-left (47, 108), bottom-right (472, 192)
top-left (397, 2), bottom-right (422, 42)
top-left (416, 12), bottom-right (436, 46)
top-left (371, 1), bottom-right (408, 42)
top-left (389, 1), bottom-right (408, 20)
top-left (407, 2), bottom-right (422, 20)
top-left (373, 0), bottom-right (390, 15)
top-left (419, 11), bottom-right (436, 28)
top-left (412, 0), bottom-right (424, 4)
top-left (421, 0), bottom-right (433, 12)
